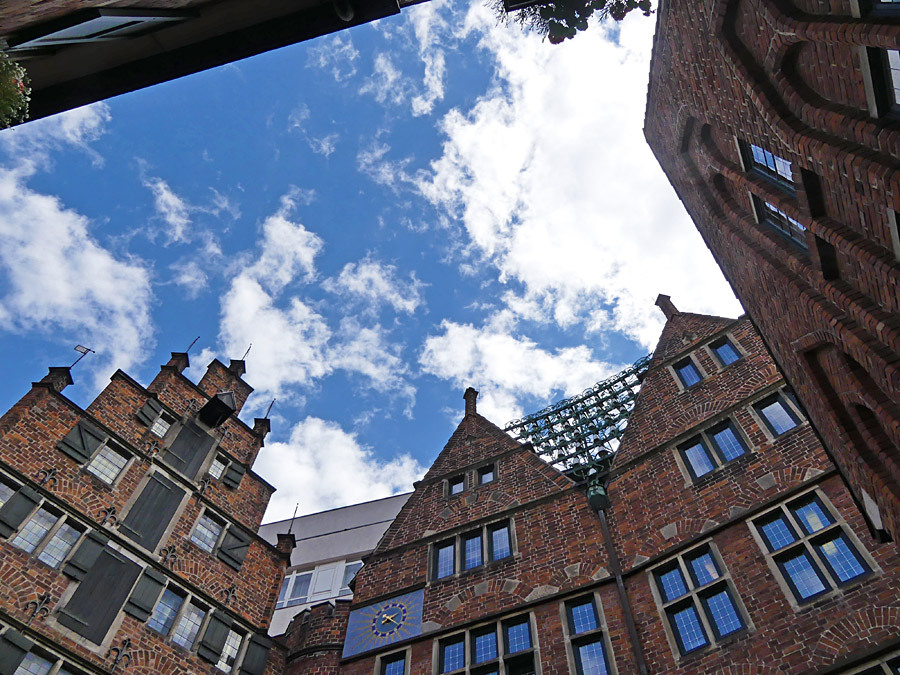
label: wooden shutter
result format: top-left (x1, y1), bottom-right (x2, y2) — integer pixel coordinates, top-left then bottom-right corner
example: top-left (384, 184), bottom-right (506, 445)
top-left (58, 548), bottom-right (141, 644)
top-left (57, 420), bottom-right (106, 465)
top-left (123, 567), bottom-right (167, 621)
top-left (119, 473), bottom-right (185, 551)
top-left (163, 421), bottom-right (216, 480)
top-left (136, 397), bottom-right (163, 426)
top-left (222, 462), bottom-right (246, 489)
top-left (217, 526), bottom-right (251, 570)
top-left (197, 611), bottom-right (232, 663)
top-left (240, 633), bottom-right (273, 675)
top-left (0, 629), bottom-right (31, 675)
top-left (0, 486), bottom-right (40, 538)
top-left (62, 530), bottom-right (109, 580)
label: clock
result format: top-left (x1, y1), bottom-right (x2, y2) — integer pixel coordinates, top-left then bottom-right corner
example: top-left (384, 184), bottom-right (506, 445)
top-left (342, 589), bottom-right (425, 658)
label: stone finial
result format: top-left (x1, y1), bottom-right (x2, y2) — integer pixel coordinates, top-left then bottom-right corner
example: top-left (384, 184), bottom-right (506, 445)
top-left (464, 387), bottom-right (479, 416)
top-left (655, 294), bottom-right (680, 320)
top-left (253, 417), bottom-right (271, 441)
top-left (276, 532), bottom-right (297, 561)
top-left (166, 352), bottom-right (190, 374)
top-left (38, 367), bottom-right (73, 393)
top-left (229, 359), bottom-right (246, 377)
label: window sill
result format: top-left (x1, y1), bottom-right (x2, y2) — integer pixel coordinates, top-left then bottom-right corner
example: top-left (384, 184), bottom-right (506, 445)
top-left (792, 570), bottom-right (875, 612)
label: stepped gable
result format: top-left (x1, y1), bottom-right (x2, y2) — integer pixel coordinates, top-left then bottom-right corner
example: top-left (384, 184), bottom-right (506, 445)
top-left (370, 389), bottom-right (574, 556)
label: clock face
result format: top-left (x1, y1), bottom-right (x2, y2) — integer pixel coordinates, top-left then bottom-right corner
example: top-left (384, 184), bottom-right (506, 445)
top-left (343, 589), bottom-right (424, 659)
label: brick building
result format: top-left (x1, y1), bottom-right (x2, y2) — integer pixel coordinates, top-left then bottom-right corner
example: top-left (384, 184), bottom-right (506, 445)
top-left (643, 0), bottom-right (900, 553)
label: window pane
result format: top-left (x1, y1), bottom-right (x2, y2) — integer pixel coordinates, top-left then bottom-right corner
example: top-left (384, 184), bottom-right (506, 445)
top-left (472, 629), bottom-right (498, 663)
top-left (758, 399), bottom-right (798, 435)
top-left (479, 466), bottom-right (495, 484)
top-left (340, 561), bottom-right (363, 595)
top-left (889, 50), bottom-right (900, 103)
top-left (150, 416), bottom-right (171, 437)
top-left (172, 603), bottom-right (205, 649)
top-left (657, 566), bottom-right (689, 602)
top-left (505, 619), bottom-right (531, 653)
top-left (86, 445), bottom-right (128, 484)
top-left (191, 514), bottom-right (223, 553)
top-left (781, 551), bottom-right (827, 599)
top-left (759, 515), bottom-right (797, 551)
top-left (675, 361), bottom-right (701, 387)
top-left (11, 508), bottom-right (56, 553)
top-left (575, 639), bottom-right (610, 675)
top-left (449, 477), bottom-right (464, 495)
top-left (568, 598), bottom-right (598, 634)
top-left (209, 458), bottom-right (227, 480)
top-left (490, 525), bottom-right (511, 561)
top-left (441, 638), bottom-right (465, 672)
top-left (216, 629), bottom-right (242, 672)
top-left (816, 534), bottom-right (866, 583)
top-left (712, 340), bottom-right (740, 366)
top-left (383, 655), bottom-right (406, 675)
top-left (687, 550), bottom-right (720, 587)
top-left (464, 534), bottom-right (483, 570)
top-left (0, 482), bottom-right (15, 507)
top-left (709, 425), bottom-right (746, 462)
top-left (683, 440), bottom-right (715, 477)
top-left (670, 604), bottom-right (709, 653)
top-left (290, 572), bottom-right (312, 604)
top-left (276, 576), bottom-right (291, 608)
top-left (436, 542), bottom-right (455, 579)
top-left (791, 499), bottom-right (832, 535)
top-left (37, 522), bottom-right (81, 568)
top-left (14, 653), bottom-right (53, 675)
top-left (148, 588), bottom-right (184, 635)
top-left (702, 588), bottom-right (743, 637)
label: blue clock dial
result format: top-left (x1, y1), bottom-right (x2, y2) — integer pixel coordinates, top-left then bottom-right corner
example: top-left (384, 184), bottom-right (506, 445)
top-left (343, 589), bottom-right (425, 659)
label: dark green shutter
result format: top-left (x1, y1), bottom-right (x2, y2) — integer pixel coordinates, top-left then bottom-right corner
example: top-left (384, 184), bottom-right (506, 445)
top-left (0, 486), bottom-right (40, 538)
top-left (119, 472), bottom-right (185, 551)
top-left (0, 630), bottom-right (31, 675)
top-left (123, 568), bottom-right (167, 622)
top-left (62, 530), bottom-right (109, 580)
top-left (136, 398), bottom-right (163, 426)
top-left (222, 462), bottom-right (246, 489)
top-left (240, 633), bottom-right (273, 675)
top-left (163, 421), bottom-right (216, 480)
top-left (57, 420), bottom-right (106, 465)
top-left (58, 548), bottom-right (141, 645)
top-left (217, 526), bottom-right (251, 570)
top-left (197, 611), bottom-right (232, 663)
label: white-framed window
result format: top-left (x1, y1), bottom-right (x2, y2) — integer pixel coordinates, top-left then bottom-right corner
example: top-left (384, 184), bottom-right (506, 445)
top-left (275, 559), bottom-right (363, 610)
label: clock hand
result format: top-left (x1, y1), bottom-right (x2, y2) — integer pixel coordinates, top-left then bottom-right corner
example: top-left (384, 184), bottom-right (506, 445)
top-left (382, 612), bottom-right (399, 624)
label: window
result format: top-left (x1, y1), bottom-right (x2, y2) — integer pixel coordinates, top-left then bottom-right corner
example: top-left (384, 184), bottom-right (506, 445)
top-left (709, 337), bottom-right (740, 367)
top-left (191, 512), bottom-right (225, 553)
top-left (436, 615), bottom-right (535, 674)
top-left (216, 628), bottom-right (243, 673)
top-left (340, 561), bottom-right (362, 596)
top-left (276, 571), bottom-right (312, 609)
top-left (677, 419), bottom-right (748, 480)
top-left (815, 236), bottom-right (840, 281)
top-left (448, 476), bottom-right (465, 496)
top-left (432, 520), bottom-right (515, 580)
top-left (0, 481), bottom-right (15, 507)
top-left (172, 601), bottom-right (206, 649)
top-left (120, 472), bottom-right (186, 551)
top-left (651, 543), bottom-right (747, 657)
top-left (37, 521), bottom-right (82, 568)
top-left (150, 415), bottom-right (172, 438)
top-left (148, 587), bottom-right (184, 635)
top-left (752, 196), bottom-right (808, 250)
top-left (488, 524), bottom-right (512, 561)
top-left (11, 508), bottom-right (59, 554)
top-left (478, 465), bottom-right (495, 485)
top-left (85, 443), bottom-right (129, 484)
top-left (847, 650), bottom-right (900, 674)
top-left (275, 561), bottom-right (361, 609)
top-left (463, 532), bottom-right (483, 570)
top-left (752, 492), bottom-right (871, 604)
top-left (885, 50), bottom-right (900, 106)
top-left (743, 142), bottom-right (794, 186)
top-left (434, 541), bottom-right (456, 579)
top-left (564, 596), bottom-right (612, 675)
top-left (14, 653), bottom-right (54, 675)
top-left (7, 503), bottom-right (83, 570)
top-left (673, 358), bottom-right (702, 388)
top-left (209, 456), bottom-right (227, 480)
top-left (754, 392), bottom-right (801, 436)
top-left (381, 652), bottom-right (407, 675)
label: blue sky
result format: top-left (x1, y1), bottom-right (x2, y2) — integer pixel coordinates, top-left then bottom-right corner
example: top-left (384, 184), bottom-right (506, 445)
top-left (0, 0), bottom-right (740, 520)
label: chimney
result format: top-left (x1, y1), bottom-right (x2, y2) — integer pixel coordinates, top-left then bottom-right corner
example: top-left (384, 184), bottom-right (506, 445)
top-left (655, 294), bottom-right (680, 320)
top-left (229, 359), bottom-right (246, 377)
top-left (276, 532), bottom-right (297, 562)
top-left (464, 387), bottom-right (478, 416)
top-left (253, 417), bottom-right (271, 443)
top-left (38, 367), bottom-right (73, 393)
top-left (166, 352), bottom-right (190, 374)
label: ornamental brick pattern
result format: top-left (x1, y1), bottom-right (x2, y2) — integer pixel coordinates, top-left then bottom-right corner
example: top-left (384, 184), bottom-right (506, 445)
top-left (643, 0), bottom-right (900, 547)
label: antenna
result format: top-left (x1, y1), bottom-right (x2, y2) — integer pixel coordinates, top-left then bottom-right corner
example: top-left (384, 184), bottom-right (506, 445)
top-left (241, 343), bottom-right (252, 361)
top-left (264, 398), bottom-right (276, 419)
top-left (71, 345), bottom-right (95, 367)
top-left (186, 336), bottom-right (200, 353)
top-left (287, 502), bottom-right (299, 534)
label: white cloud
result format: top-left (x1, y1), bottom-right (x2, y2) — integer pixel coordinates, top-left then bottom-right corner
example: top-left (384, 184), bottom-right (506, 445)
top-left (322, 256), bottom-right (425, 314)
top-left (170, 260), bottom-right (208, 298)
top-left (417, 8), bottom-right (741, 348)
top-left (359, 53), bottom-right (407, 105)
top-left (287, 104), bottom-right (340, 157)
top-left (143, 176), bottom-right (192, 244)
top-left (0, 106), bottom-right (154, 390)
top-left (307, 34), bottom-right (360, 82)
top-left (0, 103), bottom-right (111, 167)
top-left (308, 133), bottom-right (339, 157)
top-left (258, 417), bottom-right (425, 518)
top-left (356, 137), bottom-right (415, 190)
top-left (408, 0), bottom-right (451, 116)
top-left (419, 317), bottom-right (620, 424)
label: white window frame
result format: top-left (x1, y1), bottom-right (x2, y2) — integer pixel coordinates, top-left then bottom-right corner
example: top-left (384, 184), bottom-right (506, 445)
top-left (275, 559), bottom-right (364, 611)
